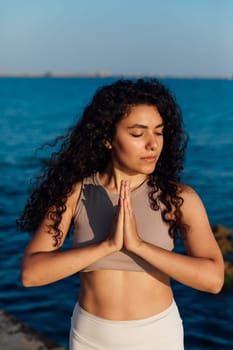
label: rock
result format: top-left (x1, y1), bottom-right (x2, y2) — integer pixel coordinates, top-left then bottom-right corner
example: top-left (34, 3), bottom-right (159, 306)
top-left (212, 224), bottom-right (233, 239)
top-left (0, 309), bottom-right (66, 350)
top-left (224, 261), bottom-right (233, 274)
top-left (212, 224), bottom-right (233, 285)
top-left (224, 261), bottom-right (233, 285)
top-left (212, 224), bottom-right (233, 255)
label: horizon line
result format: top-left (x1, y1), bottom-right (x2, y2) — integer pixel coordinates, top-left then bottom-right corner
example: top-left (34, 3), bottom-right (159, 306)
top-left (0, 71), bottom-right (232, 80)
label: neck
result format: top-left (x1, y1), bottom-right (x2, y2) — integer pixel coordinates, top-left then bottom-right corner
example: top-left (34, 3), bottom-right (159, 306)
top-left (99, 165), bottom-right (148, 193)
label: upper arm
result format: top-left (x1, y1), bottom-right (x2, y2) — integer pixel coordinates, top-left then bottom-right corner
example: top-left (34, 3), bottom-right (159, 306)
top-left (180, 185), bottom-right (224, 264)
top-left (24, 182), bottom-right (82, 255)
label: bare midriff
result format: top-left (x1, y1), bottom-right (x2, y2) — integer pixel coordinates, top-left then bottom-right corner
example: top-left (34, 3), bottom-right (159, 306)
top-left (78, 269), bottom-right (173, 320)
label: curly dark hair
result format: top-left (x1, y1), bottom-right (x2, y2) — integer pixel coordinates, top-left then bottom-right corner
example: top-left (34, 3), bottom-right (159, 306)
top-left (17, 78), bottom-right (188, 245)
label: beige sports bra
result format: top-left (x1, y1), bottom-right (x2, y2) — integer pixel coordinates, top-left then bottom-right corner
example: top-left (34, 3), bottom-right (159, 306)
top-left (73, 173), bottom-right (174, 272)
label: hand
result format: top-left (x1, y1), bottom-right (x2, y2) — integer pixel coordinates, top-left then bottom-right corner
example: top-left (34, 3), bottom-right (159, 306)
top-left (122, 181), bottom-right (142, 252)
top-left (107, 181), bottom-right (124, 252)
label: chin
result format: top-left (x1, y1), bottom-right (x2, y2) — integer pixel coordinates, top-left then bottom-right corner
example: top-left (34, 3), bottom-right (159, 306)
top-left (141, 165), bottom-right (157, 174)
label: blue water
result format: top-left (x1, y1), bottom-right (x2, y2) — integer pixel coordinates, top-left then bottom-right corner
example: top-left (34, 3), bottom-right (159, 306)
top-left (0, 77), bottom-right (232, 349)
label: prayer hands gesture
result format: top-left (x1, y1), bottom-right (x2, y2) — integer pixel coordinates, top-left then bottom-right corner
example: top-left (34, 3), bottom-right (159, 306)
top-left (108, 181), bottom-right (142, 253)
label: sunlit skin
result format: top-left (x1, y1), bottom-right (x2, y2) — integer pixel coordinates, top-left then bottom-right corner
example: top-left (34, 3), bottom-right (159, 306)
top-left (21, 104), bottom-right (224, 321)
top-left (78, 105), bottom-right (175, 318)
top-left (103, 105), bottom-right (164, 192)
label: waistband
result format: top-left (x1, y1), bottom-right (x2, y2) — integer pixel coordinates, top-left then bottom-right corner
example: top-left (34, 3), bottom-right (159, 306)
top-left (74, 300), bottom-right (177, 326)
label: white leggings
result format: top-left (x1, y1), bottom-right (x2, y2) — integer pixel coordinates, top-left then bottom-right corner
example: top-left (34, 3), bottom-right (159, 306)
top-left (69, 300), bottom-right (184, 350)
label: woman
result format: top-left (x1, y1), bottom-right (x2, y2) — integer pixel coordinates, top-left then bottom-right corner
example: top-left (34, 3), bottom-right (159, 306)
top-left (17, 79), bottom-right (224, 349)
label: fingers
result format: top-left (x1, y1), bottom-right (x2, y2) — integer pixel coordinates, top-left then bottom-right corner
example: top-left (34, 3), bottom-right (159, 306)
top-left (122, 181), bottom-right (135, 238)
top-left (118, 180), bottom-right (130, 211)
top-left (123, 180), bottom-right (132, 214)
top-left (121, 180), bottom-right (141, 251)
top-left (108, 182), bottom-right (124, 251)
top-left (119, 180), bottom-right (125, 201)
top-left (117, 180), bottom-right (124, 215)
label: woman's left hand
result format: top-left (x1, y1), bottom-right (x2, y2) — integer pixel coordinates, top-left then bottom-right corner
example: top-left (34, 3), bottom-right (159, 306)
top-left (122, 181), bottom-right (142, 252)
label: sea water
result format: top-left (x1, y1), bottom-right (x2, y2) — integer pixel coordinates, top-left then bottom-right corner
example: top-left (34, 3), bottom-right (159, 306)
top-left (0, 77), bottom-right (232, 349)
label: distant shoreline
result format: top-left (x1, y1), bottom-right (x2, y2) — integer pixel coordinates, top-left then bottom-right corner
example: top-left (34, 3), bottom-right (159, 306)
top-left (0, 71), bottom-right (112, 78)
top-left (0, 72), bottom-right (232, 80)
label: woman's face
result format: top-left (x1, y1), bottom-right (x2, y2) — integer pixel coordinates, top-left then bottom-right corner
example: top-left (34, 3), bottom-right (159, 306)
top-left (108, 104), bottom-right (164, 176)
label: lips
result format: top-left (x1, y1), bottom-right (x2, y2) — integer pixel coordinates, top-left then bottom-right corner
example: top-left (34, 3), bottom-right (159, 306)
top-left (140, 156), bottom-right (157, 162)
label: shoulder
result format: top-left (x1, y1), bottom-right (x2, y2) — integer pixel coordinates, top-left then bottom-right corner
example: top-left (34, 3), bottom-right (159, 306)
top-left (177, 183), bottom-right (209, 225)
top-left (68, 181), bottom-right (83, 217)
top-left (178, 183), bottom-right (202, 203)
top-left (68, 173), bottom-right (97, 216)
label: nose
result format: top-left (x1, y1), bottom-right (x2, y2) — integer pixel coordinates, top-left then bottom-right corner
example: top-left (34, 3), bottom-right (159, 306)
top-left (145, 135), bottom-right (158, 151)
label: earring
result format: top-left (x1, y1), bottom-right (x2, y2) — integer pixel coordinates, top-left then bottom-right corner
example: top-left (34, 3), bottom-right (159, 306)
top-left (103, 140), bottom-right (112, 149)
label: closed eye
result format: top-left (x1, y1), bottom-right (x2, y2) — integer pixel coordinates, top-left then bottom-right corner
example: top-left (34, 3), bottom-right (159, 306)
top-left (131, 131), bottom-right (163, 137)
top-left (131, 133), bottom-right (143, 137)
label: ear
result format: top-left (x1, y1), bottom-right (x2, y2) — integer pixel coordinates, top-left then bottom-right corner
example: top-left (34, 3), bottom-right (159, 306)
top-left (103, 139), bottom-right (112, 149)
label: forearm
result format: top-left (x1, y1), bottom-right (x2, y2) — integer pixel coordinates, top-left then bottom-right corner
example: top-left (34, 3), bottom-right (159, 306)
top-left (132, 241), bottom-right (224, 293)
top-left (22, 241), bottom-right (113, 287)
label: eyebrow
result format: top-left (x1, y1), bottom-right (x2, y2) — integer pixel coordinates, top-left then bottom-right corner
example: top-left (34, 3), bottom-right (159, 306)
top-left (127, 123), bottom-right (164, 129)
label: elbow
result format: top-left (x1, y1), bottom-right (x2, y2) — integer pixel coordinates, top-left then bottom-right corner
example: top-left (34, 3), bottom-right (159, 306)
top-left (21, 270), bottom-right (35, 287)
top-left (21, 259), bottom-right (34, 287)
top-left (21, 273), bottom-right (43, 287)
top-left (206, 270), bottom-right (225, 294)
top-left (208, 279), bottom-right (224, 294)
top-left (21, 254), bottom-right (43, 287)
top-left (197, 263), bottom-right (225, 294)
top-left (21, 266), bottom-right (42, 287)
top-left (205, 258), bottom-right (225, 294)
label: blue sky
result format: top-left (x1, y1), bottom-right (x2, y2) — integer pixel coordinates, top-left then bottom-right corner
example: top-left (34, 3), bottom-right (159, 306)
top-left (0, 0), bottom-right (232, 76)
